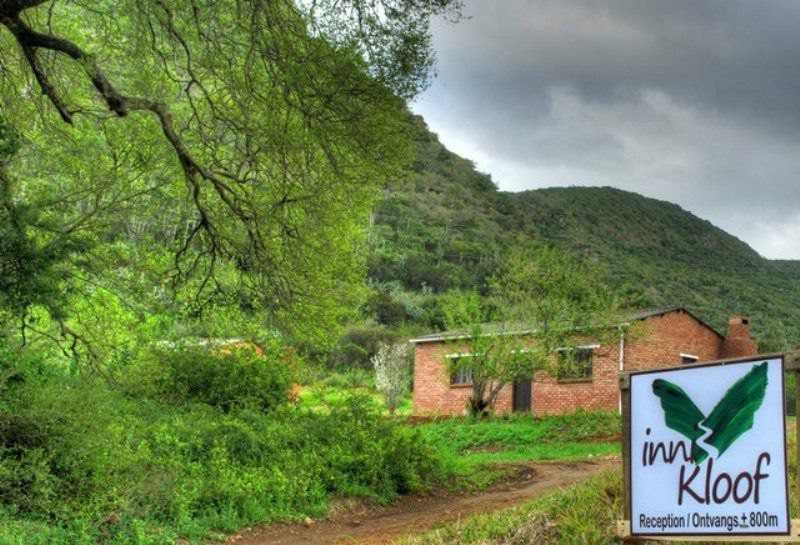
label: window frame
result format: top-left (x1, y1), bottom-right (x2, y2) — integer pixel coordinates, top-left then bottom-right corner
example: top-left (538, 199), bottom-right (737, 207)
top-left (556, 345), bottom-right (597, 383)
top-left (447, 353), bottom-right (476, 387)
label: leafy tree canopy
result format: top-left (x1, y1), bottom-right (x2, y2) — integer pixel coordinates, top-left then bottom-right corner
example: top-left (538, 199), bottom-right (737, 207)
top-left (0, 0), bottom-right (461, 349)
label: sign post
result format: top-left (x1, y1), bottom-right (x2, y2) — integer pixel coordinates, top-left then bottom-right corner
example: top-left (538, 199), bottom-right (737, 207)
top-left (617, 353), bottom-right (800, 542)
top-left (786, 353), bottom-right (800, 522)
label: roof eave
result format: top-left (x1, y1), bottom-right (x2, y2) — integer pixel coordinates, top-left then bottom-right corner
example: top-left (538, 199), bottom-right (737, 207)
top-left (409, 306), bottom-right (725, 345)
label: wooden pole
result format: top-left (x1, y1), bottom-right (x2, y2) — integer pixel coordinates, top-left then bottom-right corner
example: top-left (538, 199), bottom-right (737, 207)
top-left (793, 363), bottom-right (800, 516)
top-left (619, 370), bottom-right (632, 544)
top-left (786, 351), bottom-right (800, 514)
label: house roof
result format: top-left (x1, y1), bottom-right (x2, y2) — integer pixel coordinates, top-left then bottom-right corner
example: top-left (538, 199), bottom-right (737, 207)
top-left (408, 305), bottom-right (724, 344)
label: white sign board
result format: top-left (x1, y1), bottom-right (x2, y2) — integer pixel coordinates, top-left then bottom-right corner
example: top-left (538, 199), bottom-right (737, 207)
top-left (629, 357), bottom-right (789, 537)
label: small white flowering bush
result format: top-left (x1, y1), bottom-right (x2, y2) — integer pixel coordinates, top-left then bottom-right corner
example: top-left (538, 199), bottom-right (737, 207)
top-left (372, 342), bottom-right (410, 414)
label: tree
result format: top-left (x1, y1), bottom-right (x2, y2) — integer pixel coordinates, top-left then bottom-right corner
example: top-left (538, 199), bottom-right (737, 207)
top-left (0, 0), bottom-right (462, 348)
top-left (0, 115), bottom-right (77, 325)
top-left (371, 341), bottom-right (409, 414)
top-left (443, 242), bottom-right (628, 416)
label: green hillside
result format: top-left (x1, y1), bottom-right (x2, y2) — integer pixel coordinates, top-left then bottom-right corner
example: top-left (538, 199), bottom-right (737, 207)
top-left (368, 117), bottom-right (800, 349)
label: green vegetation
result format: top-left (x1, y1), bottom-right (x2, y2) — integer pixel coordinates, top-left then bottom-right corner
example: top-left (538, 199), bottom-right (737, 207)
top-left (419, 412), bottom-right (620, 450)
top-left (400, 469), bottom-right (623, 545)
top-left (369, 117), bottom-right (800, 351)
top-left (442, 243), bottom-right (627, 415)
top-left (298, 369), bottom-right (414, 417)
top-left (0, 3), bottom-right (465, 543)
top-left (418, 412), bottom-right (620, 487)
top-left (402, 465), bottom-right (797, 545)
top-left (0, 346), bottom-right (443, 545)
top-left (403, 423), bottom-right (798, 545)
top-left (141, 344), bottom-right (300, 412)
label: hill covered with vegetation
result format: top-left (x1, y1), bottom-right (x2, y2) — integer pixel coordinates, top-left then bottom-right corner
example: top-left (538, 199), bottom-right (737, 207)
top-left (367, 116), bottom-right (800, 350)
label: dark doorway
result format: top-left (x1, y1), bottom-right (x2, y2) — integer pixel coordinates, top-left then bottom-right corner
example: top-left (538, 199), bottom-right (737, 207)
top-left (513, 379), bottom-right (531, 412)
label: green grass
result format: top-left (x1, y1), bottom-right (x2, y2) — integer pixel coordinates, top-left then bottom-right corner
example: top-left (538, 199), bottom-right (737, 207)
top-left (417, 411), bottom-right (619, 449)
top-left (415, 411), bottom-right (621, 489)
top-left (403, 465), bottom-right (800, 545)
top-left (458, 443), bottom-right (619, 466)
top-left (298, 385), bottom-right (413, 416)
top-left (401, 436), bottom-right (799, 545)
top-left (400, 469), bottom-right (622, 545)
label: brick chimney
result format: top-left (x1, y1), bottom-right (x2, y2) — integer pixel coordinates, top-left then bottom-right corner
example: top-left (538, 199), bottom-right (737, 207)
top-left (720, 315), bottom-right (757, 358)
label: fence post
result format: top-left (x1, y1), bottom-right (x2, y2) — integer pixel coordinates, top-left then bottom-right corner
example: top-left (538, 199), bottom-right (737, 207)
top-left (619, 370), bottom-right (633, 543)
top-left (788, 352), bottom-right (800, 515)
top-left (785, 353), bottom-right (800, 510)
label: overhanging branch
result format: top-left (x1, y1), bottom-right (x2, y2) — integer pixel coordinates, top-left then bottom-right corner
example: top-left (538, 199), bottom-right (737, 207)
top-left (0, 3), bottom-right (255, 272)
top-left (20, 44), bottom-right (72, 123)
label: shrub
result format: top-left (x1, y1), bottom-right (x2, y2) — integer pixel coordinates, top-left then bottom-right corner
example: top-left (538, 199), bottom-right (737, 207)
top-left (372, 343), bottom-right (411, 414)
top-left (318, 367), bottom-right (375, 390)
top-left (326, 324), bottom-right (400, 369)
top-left (0, 365), bottom-right (444, 544)
top-left (149, 341), bottom-right (299, 412)
top-left (366, 289), bottom-right (411, 326)
top-left (307, 395), bottom-right (442, 498)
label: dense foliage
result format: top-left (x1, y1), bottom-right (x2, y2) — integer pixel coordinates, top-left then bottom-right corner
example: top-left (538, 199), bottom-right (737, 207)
top-left (0, 3), bottom-right (461, 544)
top-left (0, 0), bottom-right (461, 351)
top-left (140, 343), bottom-right (300, 412)
top-left (0, 343), bottom-right (442, 545)
top-left (368, 116), bottom-right (800, 350)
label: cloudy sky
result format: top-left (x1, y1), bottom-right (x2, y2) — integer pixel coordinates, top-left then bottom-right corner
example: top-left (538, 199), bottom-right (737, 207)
top-left (411, 0), bottom-right (800, 259)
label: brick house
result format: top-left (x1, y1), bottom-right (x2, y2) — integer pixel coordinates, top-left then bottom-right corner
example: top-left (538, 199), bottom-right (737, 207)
top-left (410, 307), bottom-right (758, 416)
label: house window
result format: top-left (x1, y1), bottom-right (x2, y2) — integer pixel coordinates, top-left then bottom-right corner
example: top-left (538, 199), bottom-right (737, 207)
top-left (557, 347), bottom-right (594, 380)
top-left (451, 366), bottom-right (473, 385)
top-left (681, 353), bottom-right (699, 364)
top-left (448, 355), bottom-right (474, 385)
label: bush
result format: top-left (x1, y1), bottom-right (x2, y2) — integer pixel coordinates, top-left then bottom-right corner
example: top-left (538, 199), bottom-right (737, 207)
top-left (326, 324), bottom-right (400, 369)
top-left (146, 341), bottom-right (299, 412)
top-left (307, 395), bottom-right (441, 498)
top-left (318, 367), bottom-right (375, 390)
top-left (366, 289), bottom-right (411, 326)
top-left (0, 366), bottom-right (444, 544)
top-left (372, 343), bottom-right (411, 414)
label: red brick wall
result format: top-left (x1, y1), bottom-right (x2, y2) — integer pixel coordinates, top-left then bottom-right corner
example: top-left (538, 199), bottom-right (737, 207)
top-left (412, 341), bottom-right (513, 416)
top-left (719, 316), bottom-right (758, 358)
top-left (624, 310), bottom-right (723, 372)
top-left (531, 343), bottom-right (622, 415)
top-left (412, 310), bottom-right (753, 416)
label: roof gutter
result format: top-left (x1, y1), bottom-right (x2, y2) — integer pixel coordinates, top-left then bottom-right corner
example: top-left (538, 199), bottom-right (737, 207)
top-left (408, 328), bottom-right (539, 345)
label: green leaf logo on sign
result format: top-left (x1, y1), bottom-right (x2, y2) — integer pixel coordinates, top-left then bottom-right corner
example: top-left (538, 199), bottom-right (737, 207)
top-left (652, 362), bottom-right (768, 465)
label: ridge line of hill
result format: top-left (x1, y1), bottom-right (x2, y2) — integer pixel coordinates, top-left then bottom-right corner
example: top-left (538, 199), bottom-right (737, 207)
top-left (364, 116), bottom-right (800, 349)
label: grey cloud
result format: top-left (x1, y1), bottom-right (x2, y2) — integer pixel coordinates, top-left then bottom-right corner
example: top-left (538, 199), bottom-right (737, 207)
top-left (412, 0), bottom-right (800, 258)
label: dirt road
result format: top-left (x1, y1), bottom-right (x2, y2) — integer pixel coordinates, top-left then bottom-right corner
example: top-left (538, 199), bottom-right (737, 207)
top-left (229, 457), bottom-right (617, 545)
